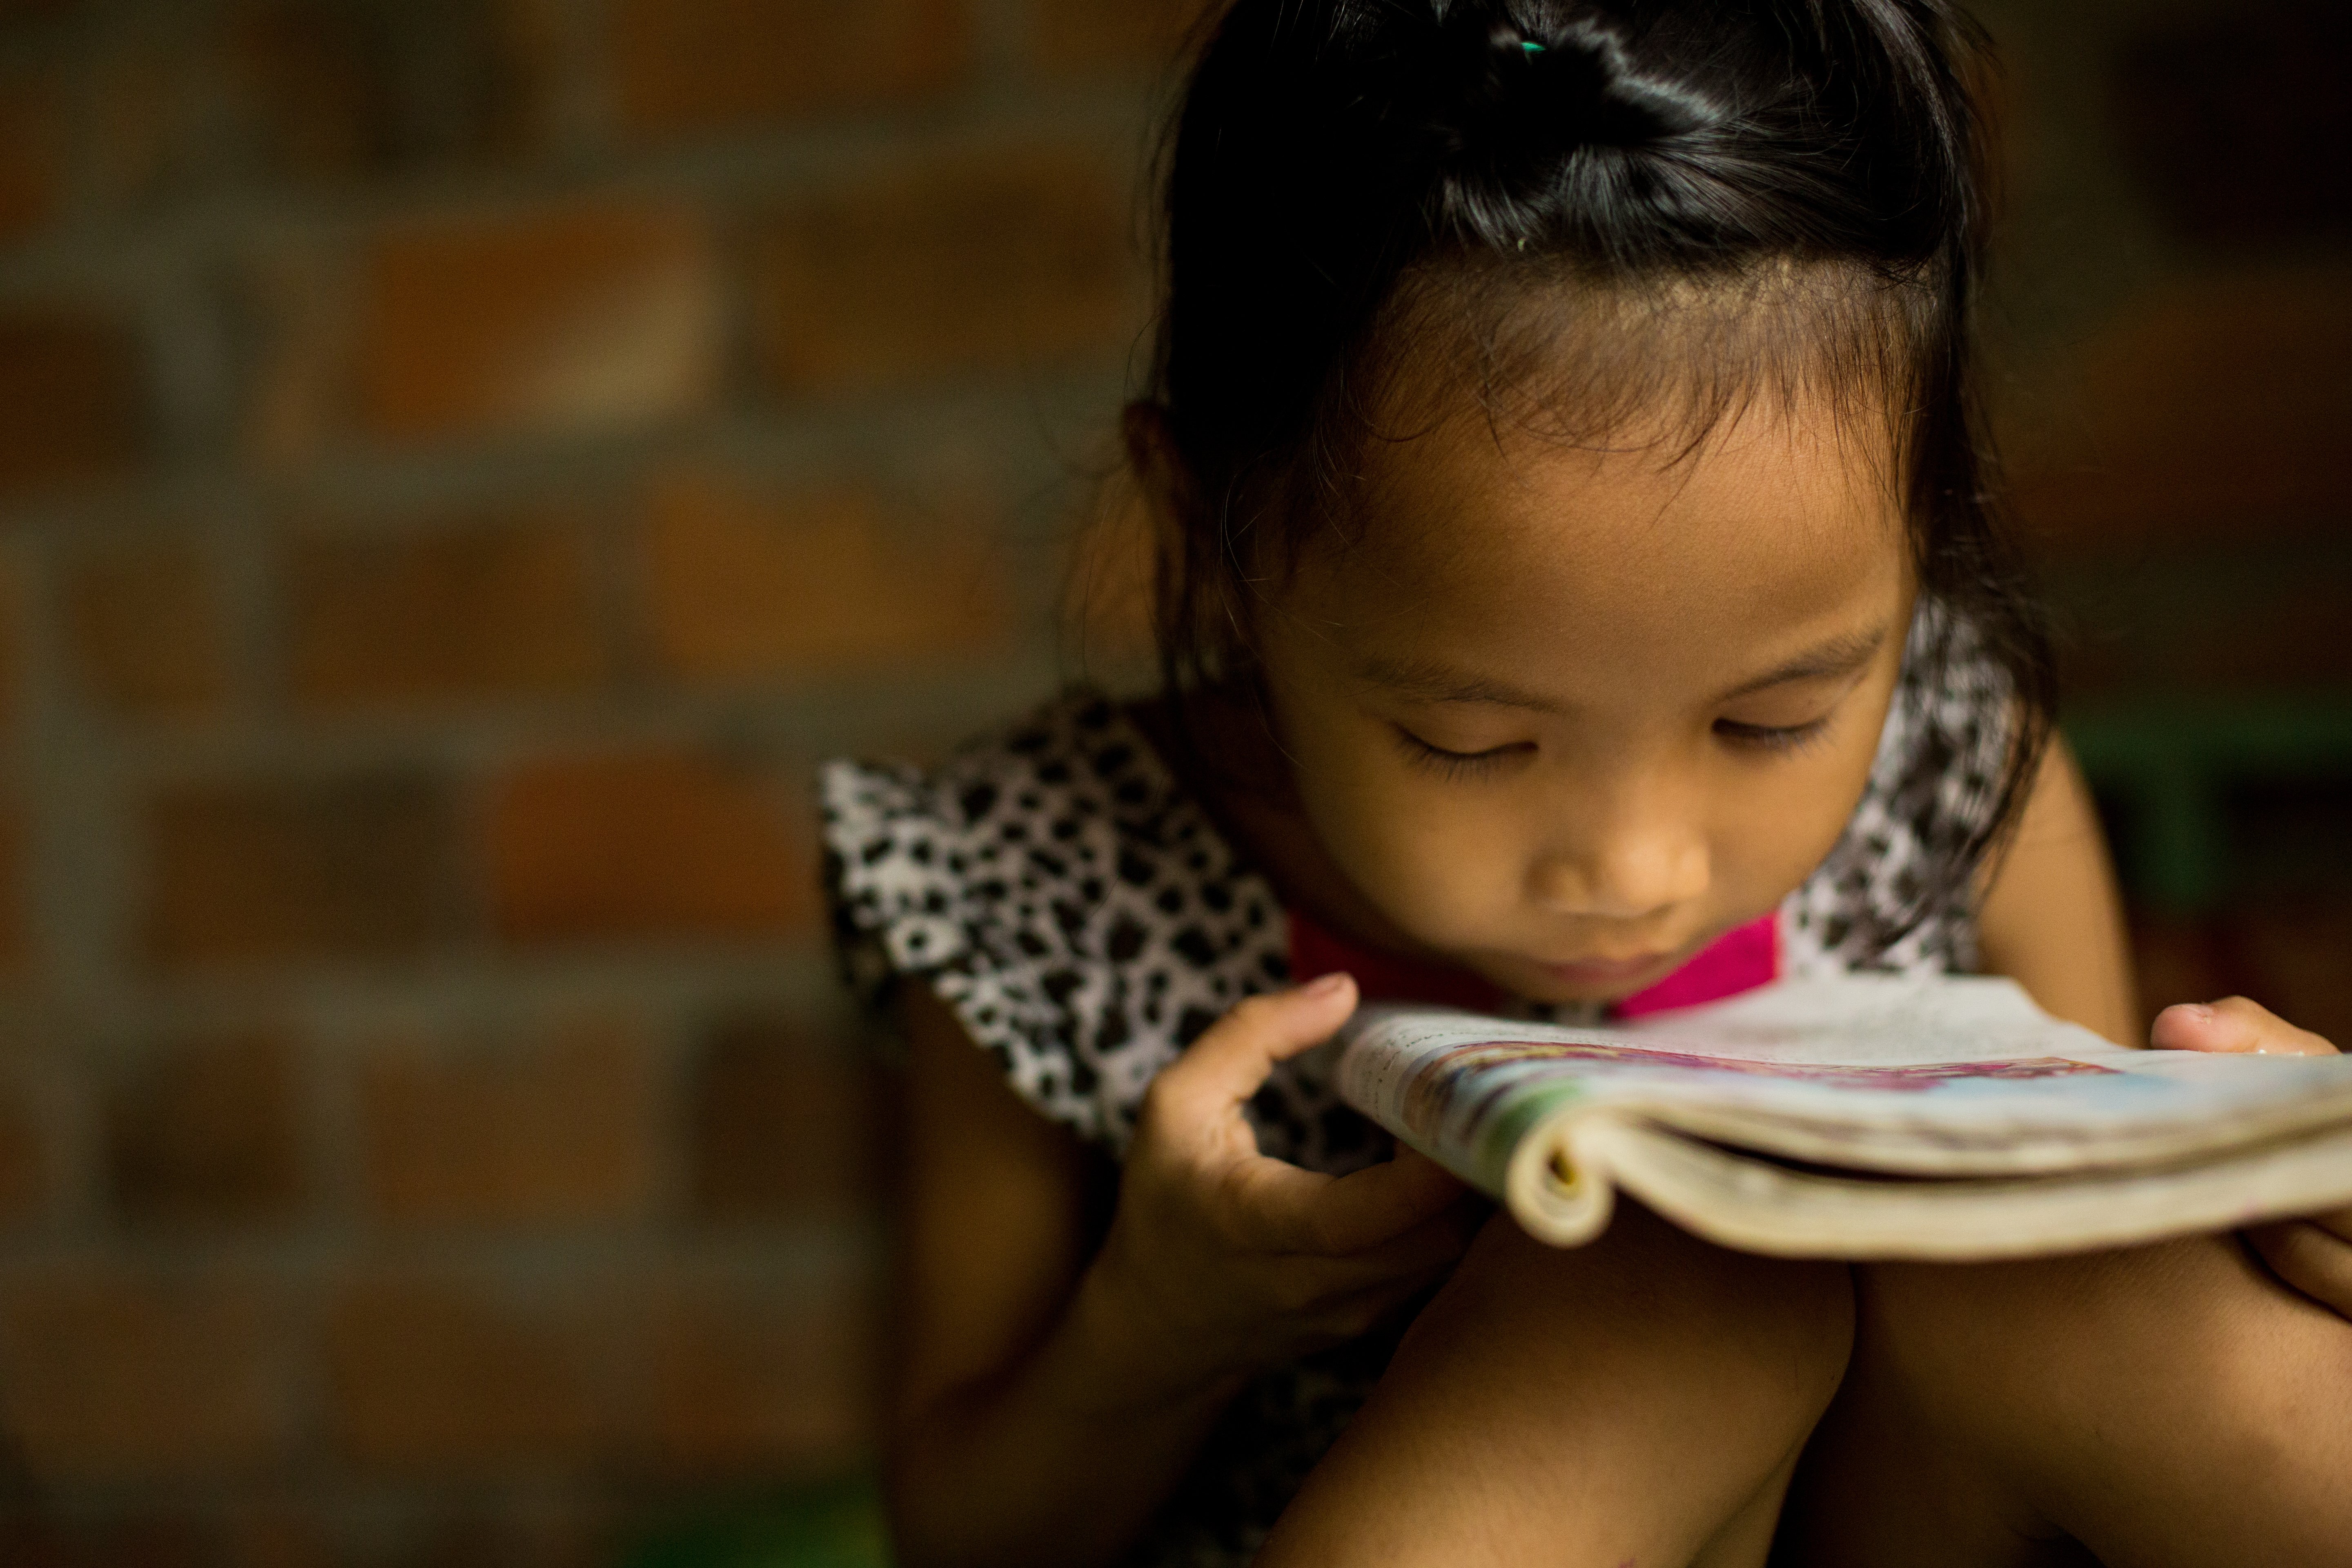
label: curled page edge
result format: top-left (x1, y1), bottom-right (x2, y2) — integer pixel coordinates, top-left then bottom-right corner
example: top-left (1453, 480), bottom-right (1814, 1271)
top-left (1523, 1116), bottom-right (2352, 1261)
top-left (1503, 1109), bottom-right (1623, 1247)
top-left (1335, 987), bottom-right (2352, 1260)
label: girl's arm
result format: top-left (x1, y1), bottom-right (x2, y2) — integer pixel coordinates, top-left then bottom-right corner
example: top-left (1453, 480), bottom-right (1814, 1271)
top-left (1973, 737), bottom-right (2138, 1042)
top-left (887, 978), bottom-right (1476, 1568)
top-left (2149, 997), bottom-right (2352, 1320)
top-left (886, 984), bottom-right (1232, 1568)
top-left (1980, 747), bottom-right (2352, 1323)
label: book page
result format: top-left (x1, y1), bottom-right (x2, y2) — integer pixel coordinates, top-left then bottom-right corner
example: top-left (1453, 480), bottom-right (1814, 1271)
top-left (1338, 976), bottom-right (2352, 1185)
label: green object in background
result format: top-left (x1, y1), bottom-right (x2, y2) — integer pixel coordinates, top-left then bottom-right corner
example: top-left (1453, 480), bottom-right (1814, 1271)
top-left (623, 1478), bottom-right (893, 1568)
top-left (2065, 695), bottom-right (2352, 916)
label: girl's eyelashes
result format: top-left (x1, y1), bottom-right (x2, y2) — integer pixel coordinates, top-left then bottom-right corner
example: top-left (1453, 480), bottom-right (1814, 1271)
top-left (1713, 714), bottom-right (1836, 755)
top-left (1398, 717), bottom-right (1834, 773)
top-left (1392, 726), bottom-right (1533, 780)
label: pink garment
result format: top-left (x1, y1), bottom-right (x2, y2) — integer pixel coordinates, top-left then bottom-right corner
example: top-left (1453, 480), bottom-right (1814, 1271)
top-left (1612, 913), bottom-right (1781, 1018)
top-left (1286, 910), bottom-right (1781, 1018)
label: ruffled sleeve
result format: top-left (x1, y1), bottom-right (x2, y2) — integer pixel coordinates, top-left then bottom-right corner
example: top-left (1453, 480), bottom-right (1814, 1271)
top-left (819, 693), bottom-right (1294, 1153)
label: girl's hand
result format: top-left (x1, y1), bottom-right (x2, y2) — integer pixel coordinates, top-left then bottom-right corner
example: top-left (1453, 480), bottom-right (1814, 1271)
top-left (2150, 996), bottom-right (2337, 1057)
top-left (1081, 974), bottom-right (1480, 1404)
top-left (2151, 996), bottom-right (2352, 1320)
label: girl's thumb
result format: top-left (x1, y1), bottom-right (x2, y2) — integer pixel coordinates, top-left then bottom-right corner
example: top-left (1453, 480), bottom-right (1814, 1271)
top-left (1156, 973), bottom-right (1359, 1114)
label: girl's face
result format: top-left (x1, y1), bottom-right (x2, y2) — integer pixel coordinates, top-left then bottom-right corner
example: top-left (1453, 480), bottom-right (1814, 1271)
top-left (1256, 401), bottom-right (1913, 1006)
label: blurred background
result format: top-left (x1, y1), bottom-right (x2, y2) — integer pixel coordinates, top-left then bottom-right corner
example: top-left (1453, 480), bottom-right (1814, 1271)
top-left (0, 0), bottom-right (2340, 1564)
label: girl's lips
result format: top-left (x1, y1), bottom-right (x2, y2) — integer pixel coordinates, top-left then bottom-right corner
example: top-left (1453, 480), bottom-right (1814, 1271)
top-left (1536, 952), bottom-right (1678, 988)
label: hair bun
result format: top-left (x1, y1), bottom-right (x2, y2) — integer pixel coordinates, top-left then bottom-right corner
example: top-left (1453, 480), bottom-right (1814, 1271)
top-left (1423, 2), bottom-right (1690, 169)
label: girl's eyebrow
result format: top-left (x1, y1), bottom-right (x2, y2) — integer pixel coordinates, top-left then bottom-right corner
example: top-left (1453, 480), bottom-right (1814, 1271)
top-left (1354, 657), bottom-right (1563, 711)
top-left (1713, 627), bottom-right (1889, 703)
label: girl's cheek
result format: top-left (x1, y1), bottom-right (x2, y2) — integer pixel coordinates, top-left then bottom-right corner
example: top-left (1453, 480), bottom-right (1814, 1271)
top-left (1343, 778), bottom-right (1524, 927)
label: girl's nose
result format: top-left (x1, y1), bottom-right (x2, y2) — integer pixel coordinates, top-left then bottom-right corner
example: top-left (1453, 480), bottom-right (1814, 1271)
top-left (1526, 813), bottom-right (1711, 921)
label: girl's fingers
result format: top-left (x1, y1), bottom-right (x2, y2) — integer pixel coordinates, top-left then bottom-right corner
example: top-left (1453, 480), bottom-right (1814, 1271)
top-left (1332, 1198), bottom-right (1489, 1282)
top-left (1305, 1266), bottom-right (1458, 1341)
top-left (2246, 1219), bottom-right (2352, 1321)
top-left (1308, 1147), bottom-right (1473, 1249)
top-left (1267, 1205), bottom-right (1481, 1297)
top-left (2149, 996), bottom-right (2339, 1057)
top-left (1150, 975), bottom-right (1361, 1123)
top-left (1227, 1146), bottom-right (1473, 1257)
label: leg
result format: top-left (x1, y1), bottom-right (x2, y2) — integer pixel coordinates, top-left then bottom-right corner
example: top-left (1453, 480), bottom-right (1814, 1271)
top-left (1259, 1202), bottom-right (1854, 1568)
top-left (1784, 1234), bottom-right (2352, 1568)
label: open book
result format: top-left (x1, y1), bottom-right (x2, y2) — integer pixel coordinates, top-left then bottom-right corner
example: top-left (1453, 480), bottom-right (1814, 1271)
top-left (1333, 976), bottom-right (2352, 1260)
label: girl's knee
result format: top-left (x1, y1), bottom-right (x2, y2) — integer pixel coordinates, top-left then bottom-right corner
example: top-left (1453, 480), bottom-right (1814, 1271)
top-left (1851, 1235), bottom-right (2352, 1508)
top-left (1426, 1204), bottom-right (1855, 1421)
top-left (1855, 1232), bottom-right (2329, 1397)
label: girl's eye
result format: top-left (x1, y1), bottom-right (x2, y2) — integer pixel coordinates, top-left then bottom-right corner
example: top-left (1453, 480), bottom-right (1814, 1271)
top-left (1713, 715), bottom-right (1835, 755)
top-left (1394, 727), bottom-right (1532, 779)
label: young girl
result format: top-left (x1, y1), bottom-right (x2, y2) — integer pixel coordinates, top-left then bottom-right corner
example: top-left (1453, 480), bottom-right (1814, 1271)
top-left (822, 2), bottom-right (2352, 1563)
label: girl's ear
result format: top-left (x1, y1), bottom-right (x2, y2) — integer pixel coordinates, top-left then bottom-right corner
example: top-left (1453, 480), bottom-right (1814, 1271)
top-left (1122, 401), bottom-right (1194, 530)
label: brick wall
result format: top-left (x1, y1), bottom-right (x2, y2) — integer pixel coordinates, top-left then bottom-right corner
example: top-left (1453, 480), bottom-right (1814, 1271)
top-left (0, 0), bottom-right (1195, 1562)
top-left (0, 0), bottom-right (2345, 1564)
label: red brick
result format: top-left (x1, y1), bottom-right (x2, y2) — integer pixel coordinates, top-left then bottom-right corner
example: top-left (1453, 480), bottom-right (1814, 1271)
top-left (0, 546), bottom-right (22, 729)
top-left (12, 1513), bottom-right (334, 1568)
top-left (61, 538), bottom-right (233, 718)
top-left (1032, 0), bottom-right (1218, 75)
top-left (0, 799), bottom-right (25, 971)
top-left (641, 1272), bottom-right (881, 1474)
top-left (217, 1507), bottom-right (336, 1568)
top-left (359, 1020), bottom-right (661, 1227)
top-left (82, 36), bottom-right (190, 207)
top-left (105, 1033), bottom-right (305, 1226)
top-left (399, 1512), bottom-right (603, 1568)
top-left (0, 1272), bottom-right (296, 1481)
top-left (755, 147), bottom-right (1139, 394)
top-left (2009, 266), bottom-right (2352, 552)
top-left (690, 1014), bottom-right (883, 1221)
top-left (287, 514), bottom-right (610, 708)
top-left (610, 0), bottom-right (971, 138)
top-left (325, 1276), bottom-right (605, 1472)
top-left (487, 750), bottom-right (813, 945)
top-left (87, 2), bottom-right (552, 204)
top-left (0, 71), bottom-right (61, 243)
top-left (0, 1069), bottom-right (47, 1222)
top-left (643, 468), bottom-right (1012, 684)
top-left (147, 772), bottom-right (463, 966)
top-left (354, 203), bottom-right (721, 445)
top-left (225, 0), bottom-right (550, 178)
top-left (0, 311), bottom-right (145, 501)
top-left (0, 1515), bottom-right (214, 1568)
top-left (239, 246), bottom-right (355, 470)
top-left (3, 1506), bottom-right (339, 1568)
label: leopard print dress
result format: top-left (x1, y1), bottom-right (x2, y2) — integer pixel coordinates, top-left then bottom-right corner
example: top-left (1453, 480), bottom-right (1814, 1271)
top-left (819, 604), bottom-right (2013, 1566)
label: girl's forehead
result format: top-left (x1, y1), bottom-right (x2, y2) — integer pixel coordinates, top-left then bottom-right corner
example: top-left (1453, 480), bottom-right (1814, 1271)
top-left (1289, 399), bottom-right (1910, 682)
top-left (1351, 395), bottom-right (1896, 568)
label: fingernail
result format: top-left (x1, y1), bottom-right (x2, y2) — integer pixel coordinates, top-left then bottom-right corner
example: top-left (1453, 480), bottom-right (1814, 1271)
top-left (2184, 1004), bottom-right (2215, 1023)
top-left (1301, 972), bottom-right (1352, 998)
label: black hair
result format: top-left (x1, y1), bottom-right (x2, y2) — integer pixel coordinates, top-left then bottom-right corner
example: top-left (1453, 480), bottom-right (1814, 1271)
top-left (1139, 0), bottom-right (2053, 944)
